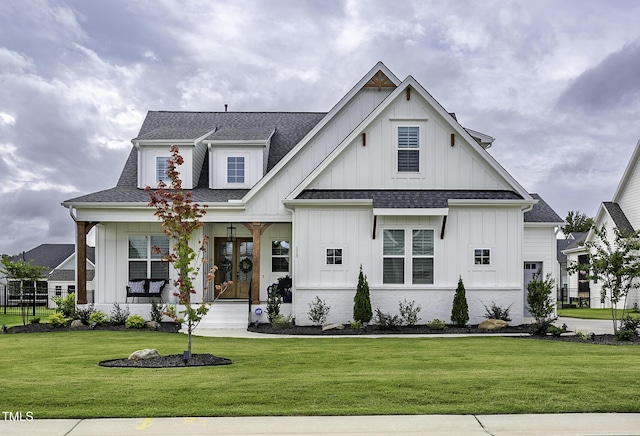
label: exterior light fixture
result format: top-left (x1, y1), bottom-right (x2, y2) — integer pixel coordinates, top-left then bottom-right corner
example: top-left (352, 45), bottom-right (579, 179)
top-left (227, 223), bottom-right (236, 242)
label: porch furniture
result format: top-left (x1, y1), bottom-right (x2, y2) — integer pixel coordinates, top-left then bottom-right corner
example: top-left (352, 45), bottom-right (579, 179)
top-left (126, 279), bottom-right (168, 303)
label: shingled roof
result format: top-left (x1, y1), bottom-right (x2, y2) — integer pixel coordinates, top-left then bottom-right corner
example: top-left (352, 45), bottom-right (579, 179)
top-left (10, 244), bottom-right (95, 274)
top-left (64, 111), bottom-right (326, 204)
top-left (603, 202), bottom-right (635, 235)
top-left (296, 190), bottom-right (561, 223)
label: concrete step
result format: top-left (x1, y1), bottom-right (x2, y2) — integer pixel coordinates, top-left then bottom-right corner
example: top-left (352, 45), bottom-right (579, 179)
top-left (194, 302), bottom-right (249, 330)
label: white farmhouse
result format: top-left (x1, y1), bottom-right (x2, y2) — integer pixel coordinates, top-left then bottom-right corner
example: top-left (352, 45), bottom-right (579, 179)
top-left (62, 63), bottom-right (562, 327)
top-left (564, 140), bottom-right (640, 309)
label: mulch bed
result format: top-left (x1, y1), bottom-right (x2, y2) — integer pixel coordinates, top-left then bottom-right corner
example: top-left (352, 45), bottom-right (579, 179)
top-left (247, 323), bottom-right (640, 346)
top-left (3, 322), bottom-right (181, 334)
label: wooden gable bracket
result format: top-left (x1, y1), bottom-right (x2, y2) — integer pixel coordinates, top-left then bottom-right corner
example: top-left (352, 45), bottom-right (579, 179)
top-left (372, 215), bottom-right (377, 239)
top-left (451, 133), bottom-right (455, 147)
top-left (406, 86), bottom-right (411, 100)
top-left (362, 132), bottom-right (366, 146)
top-left (364, 70), bottom-right (397, 92)
top-left (440, 215), bottom-right (447, 240)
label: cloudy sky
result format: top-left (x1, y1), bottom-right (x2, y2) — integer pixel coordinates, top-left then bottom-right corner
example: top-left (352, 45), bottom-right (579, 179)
top-left (1, 0), bottom-right (639, 255)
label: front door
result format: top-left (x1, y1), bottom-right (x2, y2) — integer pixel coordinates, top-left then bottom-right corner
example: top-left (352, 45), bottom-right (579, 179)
top-left (211, 238), bottom-right (253, 300)
top-left (523, 262), bottom-right (543, 317)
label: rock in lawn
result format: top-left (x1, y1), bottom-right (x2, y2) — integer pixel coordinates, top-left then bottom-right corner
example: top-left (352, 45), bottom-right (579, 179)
top-left (145, 321), bottom-right (160, 330)
top-left (128, 349), bottom-right (160, 360)
top-left (70, 320), bottom-right (84, 329)
top-left (322, 323), bottom-right (345, 331)
top-left (478, 319), bottom-right (508, 330)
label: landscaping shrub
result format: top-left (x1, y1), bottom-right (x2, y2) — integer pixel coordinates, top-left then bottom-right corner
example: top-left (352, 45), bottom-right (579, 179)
top-left (266, 285), bottom-right (282, 323)
top-left (547, 325), bottom-right (565, 337)
top-left (49, 312), bottom-right (67, 328)
top-left (270, 314), bottom-right (294, 329)
top-left (150, 299), bottom-right (165, 323)
top-left (427, 319), bottom-right (447, 330)
top-left (29, 317), bottom-right (40, 324)
top-left (125, 314), bottom-right (146, 329)
top-left (526, 272), bottom-right (556, 335)
top-left (89, 310), bottom-right (109, 326)
top-left (110, 303), bottom-right (130, 326)
top-left (307, 296), bottom-right (331, 326)
top-left (51, 293), bottom-right (76, 318)
top-left (398, 299), bottom-right (421, 326)
top-left (620, 316), bottom-right (640, 334)
top-left (349, 320), bottom-right (363, 330)
top-left (615, 328), bottom-right (635, 342)
top-left (481, 301), bottom-right (513, 322)
top-left (374, 308), bottom-right (401, 330)
top-left (353, 265), bottom-right (372, 324)
top-left (76, 305), bottom-right (95, 325)
top-left (451, 277), bottom-right (469, 327)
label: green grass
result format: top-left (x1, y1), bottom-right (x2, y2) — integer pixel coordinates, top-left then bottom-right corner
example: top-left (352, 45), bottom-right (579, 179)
top-left (0, 310), bottom-right (56, 327)
top-left (557, 307), bottom-right (640, 320)
top-left (2, 331), bottom-right (640, 418)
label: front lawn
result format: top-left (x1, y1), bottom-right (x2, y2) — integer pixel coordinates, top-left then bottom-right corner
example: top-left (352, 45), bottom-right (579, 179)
top-left (2, 331), bottom-right (640, 417)
top-left (557, 307), bottom-right (640, 320)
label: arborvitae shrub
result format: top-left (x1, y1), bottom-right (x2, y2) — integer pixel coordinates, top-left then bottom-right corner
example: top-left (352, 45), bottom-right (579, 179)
top-left (353, 265), bottom-right (372, 324)
top-left (451, 277), bottom-right (469, 327)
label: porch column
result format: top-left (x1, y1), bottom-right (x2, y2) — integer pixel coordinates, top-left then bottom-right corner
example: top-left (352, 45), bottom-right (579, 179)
top-left (76, 221), bottom-right (97, 305)
top-left (250, 222), bottom-right (272, 304)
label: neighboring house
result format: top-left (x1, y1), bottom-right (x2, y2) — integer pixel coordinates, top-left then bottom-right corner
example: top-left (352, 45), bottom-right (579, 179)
top-left (1, 244), bottom-right (95, 306)
top-left (564, 140), bottom-right (640, 309)
top-left (556, 232), bottom-right (586, 305)
top-left (62, 62), bottom-right (563, 327)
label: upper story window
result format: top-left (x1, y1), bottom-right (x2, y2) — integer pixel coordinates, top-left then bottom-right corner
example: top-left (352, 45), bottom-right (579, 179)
top-left (227, 157), bottom-right (245, 183)
top-left (397, 126), bottom-right (419, 172)
top-left (156, 157), bottom-right (171, 185)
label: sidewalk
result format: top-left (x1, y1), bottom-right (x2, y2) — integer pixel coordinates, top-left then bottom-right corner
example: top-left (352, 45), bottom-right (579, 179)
top-left (2, 414), bottom-right (639, 435)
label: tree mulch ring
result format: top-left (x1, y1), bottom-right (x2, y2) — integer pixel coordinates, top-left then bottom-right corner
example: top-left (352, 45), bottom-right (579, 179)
top-left (3, 322), bottom-right (181, 334)
top-left (99, 354), bottom-right (232, 368)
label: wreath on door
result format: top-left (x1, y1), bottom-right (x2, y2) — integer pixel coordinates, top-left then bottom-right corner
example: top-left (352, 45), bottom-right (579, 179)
top-left (239, 257), bottom-right (253, 274)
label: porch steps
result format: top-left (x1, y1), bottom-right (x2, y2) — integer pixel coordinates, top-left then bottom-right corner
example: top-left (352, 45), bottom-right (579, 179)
top-left (194, 301), bottom-right (249, 330)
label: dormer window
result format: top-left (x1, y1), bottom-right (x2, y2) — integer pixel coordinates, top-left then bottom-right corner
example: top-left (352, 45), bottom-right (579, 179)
top-left (397, 126), bottom-right (419, 172)
top-left (227, 157), bottom-right (245, 184)
top-left (156, 156), bottom-right (171, 185)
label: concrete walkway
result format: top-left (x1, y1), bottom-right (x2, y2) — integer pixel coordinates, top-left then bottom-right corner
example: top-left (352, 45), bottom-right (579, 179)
top-left (2, 414), bottom-right (640, 435)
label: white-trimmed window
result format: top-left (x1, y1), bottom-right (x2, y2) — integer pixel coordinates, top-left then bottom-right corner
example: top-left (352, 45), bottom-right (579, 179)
top-left (271, 240), bottom-right (290, 273)
top-left (383, 229), bottom-right (434, 284)
top-left (227, 157), bottom-right (245, 183)
top-left (326, 248), bottom-right (343, 265)
top-left (156, 156), bottom-right (170, 184)
top-left (397, 126), bottom-right (419, 172)
top-left (474, 249), bottom-right (491, 265)
top-left (128, 235), bottom-right (170, 280)
top-left (55, 285), bottom-right (62, 296)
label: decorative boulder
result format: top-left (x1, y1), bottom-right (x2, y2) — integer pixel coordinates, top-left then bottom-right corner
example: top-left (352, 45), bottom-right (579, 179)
top-left (70, 320), bottom-right (84, 329)
top-left (322, 323), bottom-right (345, 331)
top-left (128, 349), bottom-right (160, 360)
top-left (145, 321), bottom-right (160, 330)
top-left (478, 319), bottom-right (508, 330)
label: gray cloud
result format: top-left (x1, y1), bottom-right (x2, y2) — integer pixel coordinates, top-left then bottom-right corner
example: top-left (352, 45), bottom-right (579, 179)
top-left (1, 0), bottom-right (640, 254)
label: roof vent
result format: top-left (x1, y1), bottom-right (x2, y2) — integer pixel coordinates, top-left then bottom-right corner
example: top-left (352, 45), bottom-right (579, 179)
top-left (224, 104), bottom-right (228, 112)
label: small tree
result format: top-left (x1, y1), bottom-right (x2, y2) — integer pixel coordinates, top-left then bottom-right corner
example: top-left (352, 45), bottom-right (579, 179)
top-left (146, 145), bottom-right (229, 357)
top-left (307, 296), bottom-right (330, 326)
top-left (0, 257), bottom-right (47, 325)
top-left (353, 265), bottom-right (372, 324)
top-left (526, 271), bottom-right (556, 335)
top-left (451, 277), bottom-right (469, 327)
top-left (567, 226), bottom-right (640, 333)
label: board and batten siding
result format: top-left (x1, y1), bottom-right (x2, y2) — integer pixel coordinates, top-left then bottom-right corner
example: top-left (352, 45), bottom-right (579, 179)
top-left (242, 88), bottom-right (393, 219)
top-left (292, 205), bottom-right (525, 325)
top-left (308, 91), bottom-right (511, 191)
top-left (617, 158), bottom-right (640, 231)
